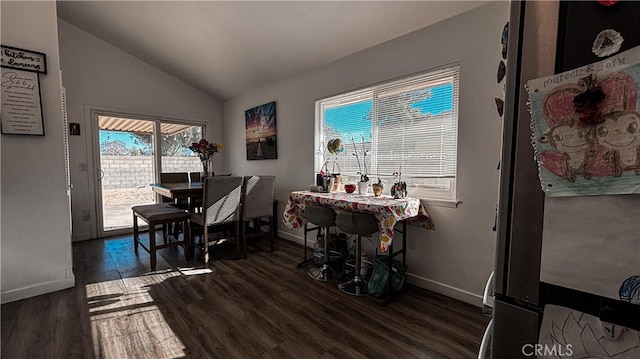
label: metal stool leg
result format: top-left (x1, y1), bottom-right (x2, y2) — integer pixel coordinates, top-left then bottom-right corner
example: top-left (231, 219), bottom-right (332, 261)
top-left (308, 226), bottom-right (337, 281)
top-left (338, 234), bottom-right (368, 296)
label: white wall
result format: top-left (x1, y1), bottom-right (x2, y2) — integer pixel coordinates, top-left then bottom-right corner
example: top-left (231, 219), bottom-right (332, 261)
top-left (57, 20), bottom-right (224, 241)
top-left (223, 2), bottom-right (509, 305)
top-left (1, 1), bottom-right (74, 303)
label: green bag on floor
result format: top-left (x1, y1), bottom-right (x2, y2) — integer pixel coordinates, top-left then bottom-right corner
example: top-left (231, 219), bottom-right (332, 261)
top-left (368, 255), bottom-right (405, 298)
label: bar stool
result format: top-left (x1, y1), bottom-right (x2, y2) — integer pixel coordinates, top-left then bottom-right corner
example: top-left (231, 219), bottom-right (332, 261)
top-left (335, 211), bottom-right (379, 296)
top-left (304, 205), bottom-right (337, 281)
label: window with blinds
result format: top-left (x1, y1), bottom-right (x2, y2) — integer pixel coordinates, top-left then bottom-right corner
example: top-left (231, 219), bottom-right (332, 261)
top-left (316, 63), bottom-right (459, 201)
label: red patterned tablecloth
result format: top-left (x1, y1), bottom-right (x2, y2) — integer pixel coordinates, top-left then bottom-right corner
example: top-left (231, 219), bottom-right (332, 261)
top-left (282, 191), bottom-right (434, 252)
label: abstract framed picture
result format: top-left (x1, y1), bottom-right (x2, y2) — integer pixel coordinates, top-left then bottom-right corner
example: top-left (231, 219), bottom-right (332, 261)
top-left (245, 101), bottom-right (277, 160)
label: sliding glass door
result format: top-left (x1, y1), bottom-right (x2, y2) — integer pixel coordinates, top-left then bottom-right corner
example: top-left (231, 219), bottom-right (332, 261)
top-left (159, 122), bottom-right (203, 177)
top-left (95, 113), bottom-right (204, 237)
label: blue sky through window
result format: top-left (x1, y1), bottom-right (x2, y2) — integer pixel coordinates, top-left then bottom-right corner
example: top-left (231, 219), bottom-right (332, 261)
top-left (324, 83), bottom-right (453, 141)
top-left (100, 131), bottom-right (135, 146)
top-left (412, 83), bottom-right (453, 115)
top-left (99, 130), bottom-right (150, 151)
top-left (325, 101), bottom-right (372, 142)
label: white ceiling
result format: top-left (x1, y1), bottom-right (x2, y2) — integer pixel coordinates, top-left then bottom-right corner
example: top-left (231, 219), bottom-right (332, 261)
top-left (56, 1), bottom-right (488, 101)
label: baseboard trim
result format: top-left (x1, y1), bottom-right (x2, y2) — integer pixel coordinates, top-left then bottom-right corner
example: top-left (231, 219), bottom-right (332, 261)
top-left (277, 230), bottom-right (315, 248)
top-left (1, 276), bottom-right (76, 304)
top-left (406, 273), bottom-right (482, 307)
top-left (72, 232), bottom-right (91, 242)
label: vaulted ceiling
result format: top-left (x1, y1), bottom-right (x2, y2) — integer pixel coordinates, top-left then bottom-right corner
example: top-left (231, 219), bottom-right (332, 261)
top-left (56, 1), bottom-right (488, 101)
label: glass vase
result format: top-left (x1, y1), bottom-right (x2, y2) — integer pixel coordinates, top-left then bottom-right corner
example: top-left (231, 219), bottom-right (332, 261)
top-left (201, 159), bottom-right (214, 180)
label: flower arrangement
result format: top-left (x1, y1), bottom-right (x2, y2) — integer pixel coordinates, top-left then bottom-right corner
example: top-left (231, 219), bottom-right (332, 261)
top-left (189, 139), bottom-right (223, 176)
top-left (351, 135), bottom-right (369, 182)
top-left (189, 139), bottom-right (223, 161)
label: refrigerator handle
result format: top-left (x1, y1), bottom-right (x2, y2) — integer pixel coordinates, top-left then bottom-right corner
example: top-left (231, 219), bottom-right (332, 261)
top-left (478, 318), bottom-right (493, 359)
top-left (483, 271), bottom-right (495, 316)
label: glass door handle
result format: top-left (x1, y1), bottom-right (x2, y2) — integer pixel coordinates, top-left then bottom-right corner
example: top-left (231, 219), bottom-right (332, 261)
top-left (98, 168), bottom-right (105, 181)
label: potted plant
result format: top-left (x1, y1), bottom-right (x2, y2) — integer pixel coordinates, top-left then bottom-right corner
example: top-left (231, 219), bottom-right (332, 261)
top-left (391, 169), bottom-right (407, 199)
top-left (351, 135), bottom-right (370, 194)
top-left (372, 178), bottom-right (384, 197)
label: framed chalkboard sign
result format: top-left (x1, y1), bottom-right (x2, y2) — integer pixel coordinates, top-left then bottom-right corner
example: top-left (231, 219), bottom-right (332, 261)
top-left (1, 68), bottom-right (45, 135)
top-left (1, 45), bottom-right (47, 74)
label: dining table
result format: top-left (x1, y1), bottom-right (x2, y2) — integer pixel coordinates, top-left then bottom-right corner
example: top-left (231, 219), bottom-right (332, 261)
top-left (282, 191), bottom-right (434, 252)
top-left (150, 180), bottom-right (279, 220)
top-left (150, 182), bottom-right (203, 200)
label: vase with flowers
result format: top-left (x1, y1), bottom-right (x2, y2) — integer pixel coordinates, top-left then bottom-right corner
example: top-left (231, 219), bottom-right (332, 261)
top-left (351, 135), bottom-right (370, 194)
top-left (189, 139), bottom-right (223, 180)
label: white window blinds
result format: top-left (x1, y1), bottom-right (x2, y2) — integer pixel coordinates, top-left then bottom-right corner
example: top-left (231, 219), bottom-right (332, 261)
top-left (375, 64), bottom-right (459, 178)
top-left (317, 63), bottom-right (459, 200)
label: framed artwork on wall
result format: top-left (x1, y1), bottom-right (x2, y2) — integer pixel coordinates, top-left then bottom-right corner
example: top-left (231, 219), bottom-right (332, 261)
top-left (245, 101), bottom-right (277, 160)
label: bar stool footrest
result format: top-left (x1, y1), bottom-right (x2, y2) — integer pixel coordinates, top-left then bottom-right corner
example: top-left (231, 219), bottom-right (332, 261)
top-left (338, 278), bottom-right (369, 296)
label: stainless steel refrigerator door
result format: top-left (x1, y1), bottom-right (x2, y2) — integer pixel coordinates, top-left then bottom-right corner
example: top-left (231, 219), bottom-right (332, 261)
top-left (494, 0), bottom-right (559, 305)
top-left (491, 299), bottom-right (540, 359)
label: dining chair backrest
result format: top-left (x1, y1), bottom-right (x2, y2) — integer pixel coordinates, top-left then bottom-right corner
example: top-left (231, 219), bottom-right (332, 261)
top-left (159, 172), bottom-right (189, 204)
top-left (241, 175), bottom-right (275, 219)
top-left (189, 172), bottom-right (201, 183)
top-left (202, 176), bottom-right (243, 226)
top-left (160, 172), bottom-right (189, 183)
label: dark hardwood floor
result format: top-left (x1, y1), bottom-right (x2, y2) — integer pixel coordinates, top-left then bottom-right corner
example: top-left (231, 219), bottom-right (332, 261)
top-left (2, 234), bottom-right (489, 358)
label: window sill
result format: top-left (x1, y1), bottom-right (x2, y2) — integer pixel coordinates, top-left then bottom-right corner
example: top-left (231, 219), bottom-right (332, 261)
top-left (419, 198), bottom-right (459, 208)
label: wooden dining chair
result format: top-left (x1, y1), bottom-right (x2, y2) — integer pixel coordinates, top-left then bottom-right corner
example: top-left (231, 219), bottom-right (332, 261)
top-left (159, 172), bottom-right (190, 240)
top-left (240, 175), bottom-right (276, 258)
top-left (159, 172), bottom-right (190, 208)
top-left (189, 172), bottom-right (201, 183)
top-left (189, 176), bottom-right (243, 267)
top-left (187, 172), bottom-right (203, 213)
top-left (188, 173), bottom-right (231, 213)
top-left (132, 203), bottom-right (191, 271)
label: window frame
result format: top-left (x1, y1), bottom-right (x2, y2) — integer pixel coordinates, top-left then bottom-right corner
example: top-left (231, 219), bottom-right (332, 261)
top-left (315, 63), bottom-right (460, 203)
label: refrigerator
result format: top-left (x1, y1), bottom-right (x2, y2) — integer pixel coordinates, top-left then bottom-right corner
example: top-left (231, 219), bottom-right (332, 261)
top-left (492, 1), bottom-right (640, 358)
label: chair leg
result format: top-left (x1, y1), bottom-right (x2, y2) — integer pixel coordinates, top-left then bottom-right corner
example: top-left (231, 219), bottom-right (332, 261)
top-left (270, 215), bottom-right (275, 252)
top-left (338, 234), bottom-right (368, 296)
top-left (183, 217), bottom-right (191, 260)
top-left (242, 220), bottom-right (247, 259)
top-left (133, 214), bottom-right (139, 252)
top-left (149, 221), bottom-right (157, 271)
top-left (187, 220), bottom-right (195, 260)
top-left (308, 226), bottom-right (336, 282)
top-left (203, 225), bottom-right (209, 268)
top-left (163, 223), bottom-right (168, 245)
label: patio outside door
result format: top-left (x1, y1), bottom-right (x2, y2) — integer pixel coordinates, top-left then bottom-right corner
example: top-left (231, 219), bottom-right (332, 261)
top-left (95, 114), bottom-right (204, 237)
top-left (98, 116), bottom-right (155, 235)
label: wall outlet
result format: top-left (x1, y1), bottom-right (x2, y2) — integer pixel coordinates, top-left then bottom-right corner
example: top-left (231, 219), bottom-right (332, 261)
top-left (81, 209), bottom-right (90, 221)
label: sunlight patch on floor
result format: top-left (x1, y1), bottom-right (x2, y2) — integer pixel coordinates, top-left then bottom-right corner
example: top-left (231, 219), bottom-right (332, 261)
top-left (85, 273), bottom-right (187, 358)
top-left (178, 266), bottom-right (213, 275)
